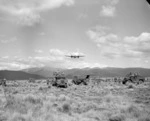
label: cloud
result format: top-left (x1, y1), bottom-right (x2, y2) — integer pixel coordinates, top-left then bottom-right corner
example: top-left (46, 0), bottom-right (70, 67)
top-left (100, 0), bottom-right (119, 17)
top-left (34, 49), bottom-right (43, 53)
top-left (0, 0), bottom-right (75, 26)
top-left (100, 6), bottom-right (116, 17)
top-left (77, 13), bottom-right (88, 21)
top-left (109, 0), bottom-right (120, 5)
top-left (87, 26), bottom-right (150, 59)
top-left (86, 25), bottom-right (110, 40)
top-left (0, 56), bottom-right (44, 70)
top-left (123, 32), bottom-right (150, 57)
top-left (0, 48), bottom-right (107, 70)
top-left (1, 56), bottom-right (9, 59)
top-left (49, 48), bottom-right (67, 56)
top-left (0, 60), bottom-right (32, 70)
top-left (39, 32), bottom-right (46, 36)
top-left (0, 37), bottom-right (17, 44)
top-left (0, 62), bottom-right (31, 70)
top-left (65, 62), bottom-right (107, 69)
top-left (17, 12), bottom-right (41, 26)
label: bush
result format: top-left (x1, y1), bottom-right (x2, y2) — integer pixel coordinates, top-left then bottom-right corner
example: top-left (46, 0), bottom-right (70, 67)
top-left (109, 115), bottom-right (125, 121)
top-left (11, 115), bottom-right (26, 121)
top-left (128, 85), bottom-right (134, 89)
top-left (127, 105), bottom-right (141, 118)
top-left (28, 78), bottom-right (35, 83)
top-left (138, 117), bottom-right (150, 121)
top-left (5, 97), bottom-right (28, 114)
top-left (39, 87), bottom-right (43, 90)
top-left (61, 103), bottom-right (71, 113)
top-left (0, 115), bottom-right (8, 121)
top-left (24, 96), bottom-right (42, 105)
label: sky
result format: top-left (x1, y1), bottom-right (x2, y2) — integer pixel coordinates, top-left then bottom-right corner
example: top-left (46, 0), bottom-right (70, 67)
top-left (0, 0), bottom-right (150, 70)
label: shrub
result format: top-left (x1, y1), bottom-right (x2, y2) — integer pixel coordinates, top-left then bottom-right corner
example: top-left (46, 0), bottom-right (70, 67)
top-left (24, 96), bottom-right (42, 105)
top-left (5, 97), bottom-right (28, 114)
top-left (109, 115), bottom-right (125, 121)
top-left (39, 87), bottom-right (43, 90)
top-left (0, 115), bottom-right (8, 121)
top-left (138, 117), bottom-right (150, 121)
top-left (126, 105), bottom-right (141, 118)
top-left (128, 85), bottom-right (134, 89)
top-left (61, 103), bottom-right (71, 113)
top-left (11, 115), bottom-right (26, 121)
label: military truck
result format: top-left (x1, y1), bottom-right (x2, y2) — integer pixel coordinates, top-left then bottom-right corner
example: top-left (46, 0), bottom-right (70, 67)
top-left (51, 71), bottom-right (68, 88)
top-left (122, 72), bottom-right (145, 85)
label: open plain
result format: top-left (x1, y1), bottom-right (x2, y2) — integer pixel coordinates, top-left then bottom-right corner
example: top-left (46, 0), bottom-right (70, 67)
top-left (0, 78), bottom-right (150, 121)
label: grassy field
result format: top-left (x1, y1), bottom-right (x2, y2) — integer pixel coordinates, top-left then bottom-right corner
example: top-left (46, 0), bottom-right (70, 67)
top-left (0, 78), bottom-right (150, 121)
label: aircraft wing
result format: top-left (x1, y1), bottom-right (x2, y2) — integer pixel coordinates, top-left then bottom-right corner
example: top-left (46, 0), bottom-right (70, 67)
top-left (65, 55), bottom-right (72, 57)
top-left (78, 55), bottom-right (85, 57)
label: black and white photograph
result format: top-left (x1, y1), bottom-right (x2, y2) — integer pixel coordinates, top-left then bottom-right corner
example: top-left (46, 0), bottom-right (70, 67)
top-left (0, 0), bottom-right (150, 121)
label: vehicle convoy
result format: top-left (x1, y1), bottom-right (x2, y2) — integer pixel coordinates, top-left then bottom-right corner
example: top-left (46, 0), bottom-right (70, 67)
top-left (122, 72), bottom-right (145, 85)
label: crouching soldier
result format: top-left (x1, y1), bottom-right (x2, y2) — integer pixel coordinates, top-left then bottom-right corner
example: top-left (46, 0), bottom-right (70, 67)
top-left (46, 78), bottom-right (50, 88)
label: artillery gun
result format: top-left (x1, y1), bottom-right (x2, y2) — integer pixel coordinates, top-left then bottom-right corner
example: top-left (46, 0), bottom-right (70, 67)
top-left (72, 75), bottom-right (90, 85)
top-left (122, 72), bottom-right (145, 85)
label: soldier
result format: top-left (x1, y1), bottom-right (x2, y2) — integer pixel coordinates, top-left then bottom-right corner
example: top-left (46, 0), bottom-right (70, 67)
top-left (0, 78), bottom-right (7, 87)
top-left (46, 78), bottom-right (51, 88)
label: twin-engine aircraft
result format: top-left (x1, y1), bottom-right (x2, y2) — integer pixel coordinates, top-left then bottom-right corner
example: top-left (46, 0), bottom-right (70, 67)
top-left (65, 55), bottom-right (85, 58)
top-left (65, 51), bottom-right (85, 58)
top-left (65, 49), bottom-right (85, 59)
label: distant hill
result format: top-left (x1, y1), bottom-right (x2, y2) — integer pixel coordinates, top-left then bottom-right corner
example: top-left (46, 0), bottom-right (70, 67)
top-left (0, 70), bottom-right (45, 80)
top-left (1, 67), bottom-right (150, 80)
top-left (22, 67), bottom-right (150, 78)
top-left (23, 67), bottom-right (63, 77)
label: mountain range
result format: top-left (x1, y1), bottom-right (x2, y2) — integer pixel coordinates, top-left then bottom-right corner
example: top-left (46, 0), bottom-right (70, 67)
top-left (0, 70), bottom-right (44, 80)
top-left (0, 67), bottom-right (150, 80)
top-left (23, 67), bottom-right (150, 78)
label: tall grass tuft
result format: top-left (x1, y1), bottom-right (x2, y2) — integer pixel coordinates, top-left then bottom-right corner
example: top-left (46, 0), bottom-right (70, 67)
top-left (138, 117), bottom-right (150, 121)
top-left (4, 96), bottom-right (28, 114)
top-left (24, 95), bottom-right (42, 105)
top-left (126, 105), bottom-right (141, 118)
top-left (60, 103), bottom-right (71, 114)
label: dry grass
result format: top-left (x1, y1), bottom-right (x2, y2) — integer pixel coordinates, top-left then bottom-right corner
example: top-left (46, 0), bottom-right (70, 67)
top-left (0, 78), bottom-right (149, 121)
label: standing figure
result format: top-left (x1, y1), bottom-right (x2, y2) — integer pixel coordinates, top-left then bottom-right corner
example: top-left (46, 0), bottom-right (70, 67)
top-left (47, 78), bottom-right (52, 88)
top-left (0, 78), bottom-right (7, 87)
